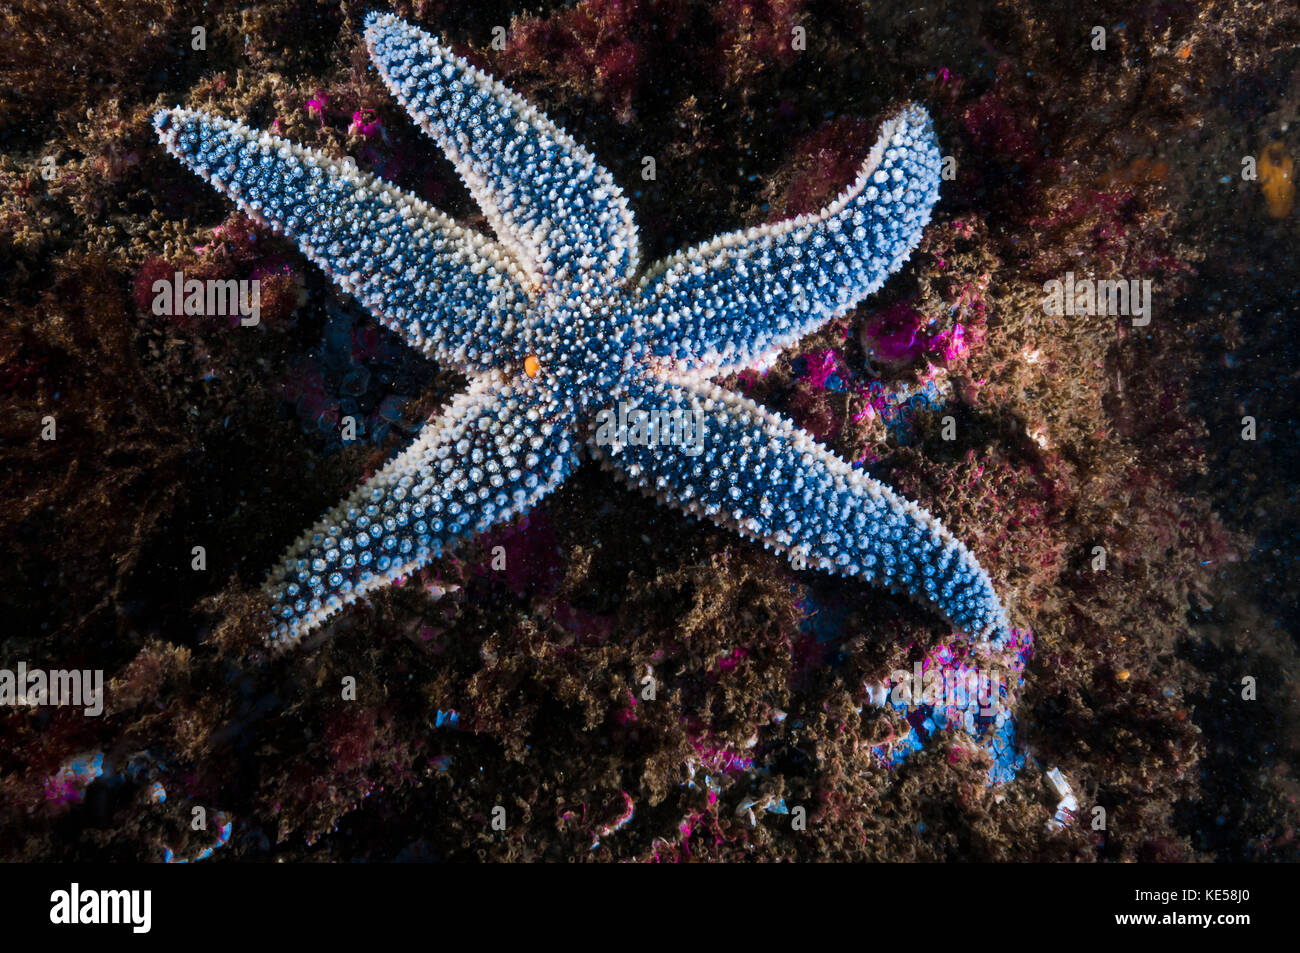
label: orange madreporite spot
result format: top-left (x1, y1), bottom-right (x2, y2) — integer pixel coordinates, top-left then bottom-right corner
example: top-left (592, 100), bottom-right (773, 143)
top-left (1260, 142), bottom-right (1295, 218)
top-left (524, 354), bottom-right (541, 377)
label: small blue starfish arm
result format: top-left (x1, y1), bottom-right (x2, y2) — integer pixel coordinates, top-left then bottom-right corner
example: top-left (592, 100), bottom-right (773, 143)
top-left (592, 376), bottom-right (1011, 641)
top-left (365, 13), bottom-right (639, 290)
top-left (637, 105), bottom-right (941, 374)
top-left (152, 108), bottom-right (530, 372)
top-left (151, 12), bottom-right (1012, 656)
top-left (263, 374), bottom-right (579, 640)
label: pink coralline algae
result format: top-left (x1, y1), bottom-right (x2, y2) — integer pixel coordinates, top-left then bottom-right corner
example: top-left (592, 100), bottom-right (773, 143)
top-left (131, 218), bottom-right (303, 330)
top-left (861, 301), bottom-right (969, 367)
top-left (349, 108), bottom-right (382, 139)
top-left (716, 647), bottom-right (749, 671)
top-left (592, 791), bottom-right (636, 846)
top-left (496, 0), bottom-right (656, 123)
top-left (304, 95), bottom-right (384, 141)
top-left (931, 324), bottom-right (969, 362)
top-left (800, 348), bottom-right (840, 390)
top-left (959, 86), bottom-right (1041, 168)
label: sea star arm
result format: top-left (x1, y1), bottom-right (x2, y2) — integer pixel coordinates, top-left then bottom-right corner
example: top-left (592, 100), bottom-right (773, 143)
top-left (364, 12), bottom-right (640, 293)
top-left (590, 374), bottom-right (1010, 642)
top-left (635, 105), bottom-right (941, 375)
top-left (264, 374), bottom-right (579, 648)
top-left (153, 108), bottom-right (530, 373)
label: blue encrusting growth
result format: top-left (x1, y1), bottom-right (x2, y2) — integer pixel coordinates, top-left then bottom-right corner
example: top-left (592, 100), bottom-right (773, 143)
top-left (152, 13), bottom-right (1012, 663)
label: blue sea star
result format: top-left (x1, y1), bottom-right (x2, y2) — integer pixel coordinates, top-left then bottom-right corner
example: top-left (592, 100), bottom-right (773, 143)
top-left (153, 13), bottom-right (1013, 668)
